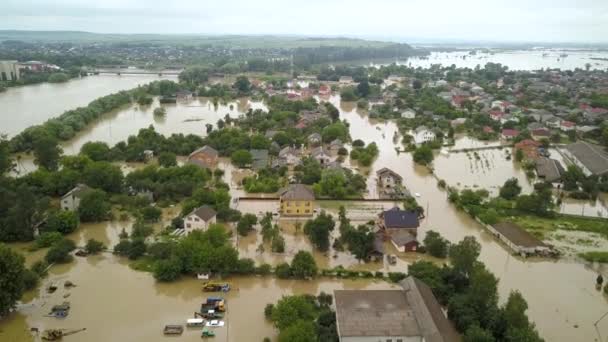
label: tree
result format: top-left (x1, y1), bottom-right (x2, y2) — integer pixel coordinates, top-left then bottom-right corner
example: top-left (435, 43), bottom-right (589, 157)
top-left (45, 238), bottom-right (76, 264)
top-left (356, 81), bottom-right (370, 97)
top-left (33, 132), bottom-right (62, 171)
top-left (499, 178), bottom-right (522, 200)
top-left (271, 295), bottom-right (317, 330)
top-left (78, 189), bottom-right (111, 222)
top-left (278, 320), bottom-right (317, 342)
top-left (237, 213), bottom-right (258, 236)
top-left (412, 79), bottom-right (423, 90)
top-left (140, 206), bottom-right (162, 222)
top-left (85, 239), bottom-right (105, 254)
top-left (46, 210), bottom-right (79, 234)
top-left (153, 107), bottom-right (167, 116)
top-left (153, 257), bottom-right (182, 281)
top-left (82, 161), bottom-right (123, 193)
top-left (413, 145), bottom-right (434, 165)
top-left (80, 141), bottom-right (111, 161)
top-left (0, 243), bottom-right (26, 316)
top-left (464, 325), bottom-right (496, 342)
top-left (290, 251), bottom-right (318, 279)
top-left (48, 72), bottom-right (69, 83)
top-left (231, 149), bottom-right (252, 168)
top-left (0, 137), bottom-right (14, 174)
top-left (304, 212), bottom-right (335, 251)
top-left (423, 230), bottom-right (450, 258)
top-left (234, 76), bottom-right (251, 94)
top-left (158, 152), bottom-right (177, 167)
top-left (342, 225), bottom-right (375, 260)
top-left (515, 148), bottom-right (524, 162)
top-left (449, 236), bottom-right (481, 277)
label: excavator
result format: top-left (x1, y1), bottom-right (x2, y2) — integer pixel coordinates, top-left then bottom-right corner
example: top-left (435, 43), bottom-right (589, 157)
top-left (41, 328), bottom-right (86, 341)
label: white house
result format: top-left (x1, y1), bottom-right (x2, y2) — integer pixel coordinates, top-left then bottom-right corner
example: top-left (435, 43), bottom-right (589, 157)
top-left (184, 206), bottom-right (217, 234)
top-left (61, 184), bottom-right (90, 211)
top-left (401, 109), bottom-right (416, 119)
top-left (414, 126), bottom-right (436, 145)
top-left (278, 146), bottom-right (301, 165)
top-left (311, 147), bottom-right (333, 165)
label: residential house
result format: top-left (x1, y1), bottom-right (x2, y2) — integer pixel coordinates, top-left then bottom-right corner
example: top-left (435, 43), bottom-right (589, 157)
top-left (451, 118), bottom-right (467, 127)
top-left (535, 157), bottom-right (565, 183)
top-left (414, 126), bottom-right (436, 145)
top-left (376, 167), bottom-right (403, 189)
top-left (188, 145), bottom-right (219, 169)
top-left (564, 141), bottom-right (608, 176)
top-left (278, 184), bottom-right (315, 217)
top-left (184, 205), bottom-right (217, 234)
top-left (483, 126), bottom-right (495, 134)
top-left (514, 139), bottom-right (541, 160)
top-left (176, 90), bottom-right (193, 100)
top-left (311, 147), bottom-right (332, 165)
top-left (560, 120), bottom-right (576, 131)
top-left (531, 128), bottom-right (551, 140)
top-left (318, 84), bottom-right (331, 96)
top-left (401, 109), bottom-right (416, 119)
top-left (278, 146), bottom-right (301, 166)
top-left (250, 149), bottom-right (269, 170)
top-left (61, 184), bottom-right (91, 211)
top-left (489, 111), bottom-right (504, 122)
top-left (378, 207), bottom-right (420, 252)
top-left (339, 76), bottom-right (354, 84)
top-left (501, 129), bottom-right (519, 140)
top-left (545, 116), bottom-right (561, 129)
top-left (307, 133), bottom-right (322, 147)
top-left (329, 139), bottom-right (344, 152)
top-left (333, 278), bottom-right (460, 342)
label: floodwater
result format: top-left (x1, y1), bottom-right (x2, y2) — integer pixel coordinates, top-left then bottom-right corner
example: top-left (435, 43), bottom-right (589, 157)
top-left (2, 89), bottom-right (608, 341)
top-left (373, 50), bottom-right (608, 71)
top-left (0, 74), bottom-right (176, 137)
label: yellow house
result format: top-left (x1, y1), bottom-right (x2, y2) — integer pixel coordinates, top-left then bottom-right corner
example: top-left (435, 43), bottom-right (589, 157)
top-left (279, 184), bottom-right (315, 217)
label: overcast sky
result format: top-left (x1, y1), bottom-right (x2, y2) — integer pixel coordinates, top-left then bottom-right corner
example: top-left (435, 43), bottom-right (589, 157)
top-left (2, 0), bottom-right (608, 43)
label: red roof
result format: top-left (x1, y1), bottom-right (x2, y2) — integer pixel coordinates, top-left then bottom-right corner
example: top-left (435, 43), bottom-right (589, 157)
top-left (490, 111), bottom-right (504, 119)
top-left (561, 120), bottom-right (575, 127)
top-left (532, 128), bottom-right (550, 136)
top-left (502, 129), bottom-right (519, 137)
top-left (483, 126), bottom-right (494, 133)
top-left (452, 95), bottom-right (467, 106)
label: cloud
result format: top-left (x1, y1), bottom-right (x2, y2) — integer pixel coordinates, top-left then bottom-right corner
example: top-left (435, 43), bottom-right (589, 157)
top-left (1, 0), bottom-right (607, 42)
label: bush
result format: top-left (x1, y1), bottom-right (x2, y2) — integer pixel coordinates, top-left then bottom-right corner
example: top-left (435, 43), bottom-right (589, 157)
top-left (423, 230), bottom-right (450, 258)
top-left (35, 232), bottom-right (63, 249)
top-left (388, 272), bottom-right (407, 283)
top-left (22, 270), bottom-right (39, 291)
top-left (256, 263), bottom-right (272, 275)
top-left (153, 257), bottom-right (182, 281)
top-left (45, 239), bottom-right (76, 264)
top-left (264, 303), bottom-right (274, 319)
top-left (275, 262), bottom-right (292, 279)
top-left (48, 73), bottom-right (69, 83)
top-left (31, 260), bottom-right (49, 277)
top-left (85, 239), bottom-right (105, 254)
top-left (140, 206), bottom-right (162, 222)
top-left (158, 151), bottom-right (177, 167)
top-left (46, 210), bottom-right (79, 234)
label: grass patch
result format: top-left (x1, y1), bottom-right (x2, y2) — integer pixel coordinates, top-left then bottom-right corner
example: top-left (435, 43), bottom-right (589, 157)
top-left (509, 214), bottom-right (608, 239)
top-left (578, 251), bottom-right (608, 263)
top-left (129, 256), bottom-right (155, 273)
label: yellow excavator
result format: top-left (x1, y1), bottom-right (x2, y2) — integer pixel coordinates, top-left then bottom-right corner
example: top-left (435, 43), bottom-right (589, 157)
top-left (41, 328), bottom-right (86, 341)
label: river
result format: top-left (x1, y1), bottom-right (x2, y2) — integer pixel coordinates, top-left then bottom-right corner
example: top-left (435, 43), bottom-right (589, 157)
top-left (0, 74), bottom-right (176, 137)
top-left (1, 92), bottom-right (608, 341)
top-left (372, 50), bottom-right (608, 71)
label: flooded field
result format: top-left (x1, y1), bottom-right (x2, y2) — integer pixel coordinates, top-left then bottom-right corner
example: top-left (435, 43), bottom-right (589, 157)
top-left (373, 50), bottom-right (608, 71)
top-left (0, 74), bottom-right (175, 137)
top-left (1, 92), bottom-right (608, 341)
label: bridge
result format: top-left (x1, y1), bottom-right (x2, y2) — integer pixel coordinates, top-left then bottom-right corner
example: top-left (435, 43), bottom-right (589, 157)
top-left (88, 68), bottom-right (183, 76)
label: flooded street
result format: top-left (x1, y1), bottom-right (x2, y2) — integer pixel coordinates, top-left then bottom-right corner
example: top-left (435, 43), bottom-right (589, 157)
top-left (1, 92), bottom-right (608, 342)
top-left (0, 74), bottom-right (176, 137)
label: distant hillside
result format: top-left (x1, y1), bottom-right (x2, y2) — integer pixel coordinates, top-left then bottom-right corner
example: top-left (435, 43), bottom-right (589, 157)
top-left (0, 30), bottom-right (404, 49)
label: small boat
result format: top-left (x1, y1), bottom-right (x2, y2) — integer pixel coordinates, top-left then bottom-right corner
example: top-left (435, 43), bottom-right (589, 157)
top-left (163, 325), bottom-right (184, 335)
top-left (414, 192), bottom-right (421, 198)
top-left (186, 318), bottom-right (205, 327)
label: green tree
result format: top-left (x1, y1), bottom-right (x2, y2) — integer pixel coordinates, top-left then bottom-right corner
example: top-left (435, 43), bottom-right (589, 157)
top-left (278, 320), bottom-right (317, 342)
top-left (231, 149), bottom-right (253, 167)
top-left (158, 152), bottom-right (177, 167)
top-left (0, 244), bottom-right (27, 316)
top-left (234, 76), bottom-right (251, 94)
top-left (449, 236), bottom-right (481, 277)
top-left (290, 251), bottom-right (318, 279)
top-left (464, 325), bottom-right (496, 342)
top-left (413, 145), bottom-right (434, 165)
top-left (46, 210), bottom-right (79, 234)
top-left (80, 141), bottom-right (112, 161)
top-left (153, 257), bottom-right (182, 281)
top-left (271, 295), bottom-right (317, 330)
top-left (153, 107), bottom-right (167, 116)
top-left (82, 161), bottom-right (123, 193)
top-left (140, 206), bottom-right (162, 223)
top-left (45, 238), bottom-right (76, 264)
top-left (304, 212), bottom-right (335, 251)
top-left (237, 213), bottom-right (258, 236)
top-left (78, 189), bottom-right (111, 222)
top-left (515, 148), bottom-right (524, 162)
top-left (85, 238), bottom-right (105, 254)
top-left (423, 230), bottom-right (450, 258)
top-left (33, 132), bottom-right (62, 171)
top-left (499, 178), bottom-right (522, 200)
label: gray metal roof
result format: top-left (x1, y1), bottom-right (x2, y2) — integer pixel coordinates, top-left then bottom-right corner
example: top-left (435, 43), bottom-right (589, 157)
top-left (188, 205), bottom-right (217, 221)
top-left (491, 222), bottom-right (547, 248)
top-left (565, 141), bottom-right (608, 175)
top-left (278, 184), bottom-right (314, 200)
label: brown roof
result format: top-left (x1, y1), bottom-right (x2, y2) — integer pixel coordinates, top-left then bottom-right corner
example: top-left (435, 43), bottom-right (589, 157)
top-left (189, 205), bottom-right (217, 221)
top-left (491, 222), bottom-right (547, 248)
top-left (377, 167), bottom-right (403, 181)
top-left (535, 157), bottom-right (564, 182)
top-left (62, 184), bottom-right (90, 199)
top-left (278, 184), bottom-right (315, 200)
top-left (189, 145), bottom-right (218, 159)
top-left (334, 277), bottom-right (460, 342)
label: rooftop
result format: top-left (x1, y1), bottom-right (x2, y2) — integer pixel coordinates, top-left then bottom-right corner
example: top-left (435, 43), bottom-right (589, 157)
top-left (491, 222), bottom-right (547, 249)
top-left (189, 145), bottom-right (218, 159)
top-left (535, 158), bottom-right (564, 182)
top-left (279, 184), bottom-right (315, 200)
top-left (189, 205), bottom-right (217, 221)
top-left (381, 207), bottom-right (419, 229)
top-left (565, 141), bottom-right (608, 175)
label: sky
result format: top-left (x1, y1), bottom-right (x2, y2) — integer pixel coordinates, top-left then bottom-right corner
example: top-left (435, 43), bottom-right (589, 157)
top-left (2, 0), bottom-right (608, 43)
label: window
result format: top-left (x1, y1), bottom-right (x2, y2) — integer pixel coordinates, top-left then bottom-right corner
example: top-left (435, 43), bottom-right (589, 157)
top-left (186, 224), bottom-right (191, 228)
top-left (286, 210), bottom-right (292, 214)
top-left (194, 218), bottom-right (200, 222)
top-left (286, 201), bottom-right (290, 207)
top-left (296, 209), bottom-right (300, 213)
top-left (397, 339), bottom-right (403, 342)
top-left (305, 202), bottom-right (310, 206)
top-left (386, 339), bottom-right (392, 342)
top-left (305, 210), bottom-right (310, 213)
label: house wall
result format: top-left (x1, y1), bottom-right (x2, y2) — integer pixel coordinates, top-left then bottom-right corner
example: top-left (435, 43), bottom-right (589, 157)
top-left (280, 199), bottom-right (314, 216)
top-left (0, 61), bottom-right (20, 81)
top-left (61, 194), bottom-right (80, 211)
top-left (189, 153), bottom-right (217, 167)
top-left (340, 335), bottom-right (421, 342)
top-left (380, 175), bottom-right (400, 188)
top-left (184, 214), bottom-right (216, 234)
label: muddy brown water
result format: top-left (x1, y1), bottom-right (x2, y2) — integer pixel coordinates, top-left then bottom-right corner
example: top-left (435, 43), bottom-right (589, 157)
top-left (1, 94), bottom-right (608, 341)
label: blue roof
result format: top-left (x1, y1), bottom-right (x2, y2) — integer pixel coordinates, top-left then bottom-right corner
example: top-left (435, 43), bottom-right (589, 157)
top-left (382, 208), bottom-right (419, 229)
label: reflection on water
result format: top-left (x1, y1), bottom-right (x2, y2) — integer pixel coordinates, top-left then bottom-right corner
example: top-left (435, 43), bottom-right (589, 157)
top-left (373, 50), bottom-right (608, 71)
top-left (0, 74), bottom-right (176, 137)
